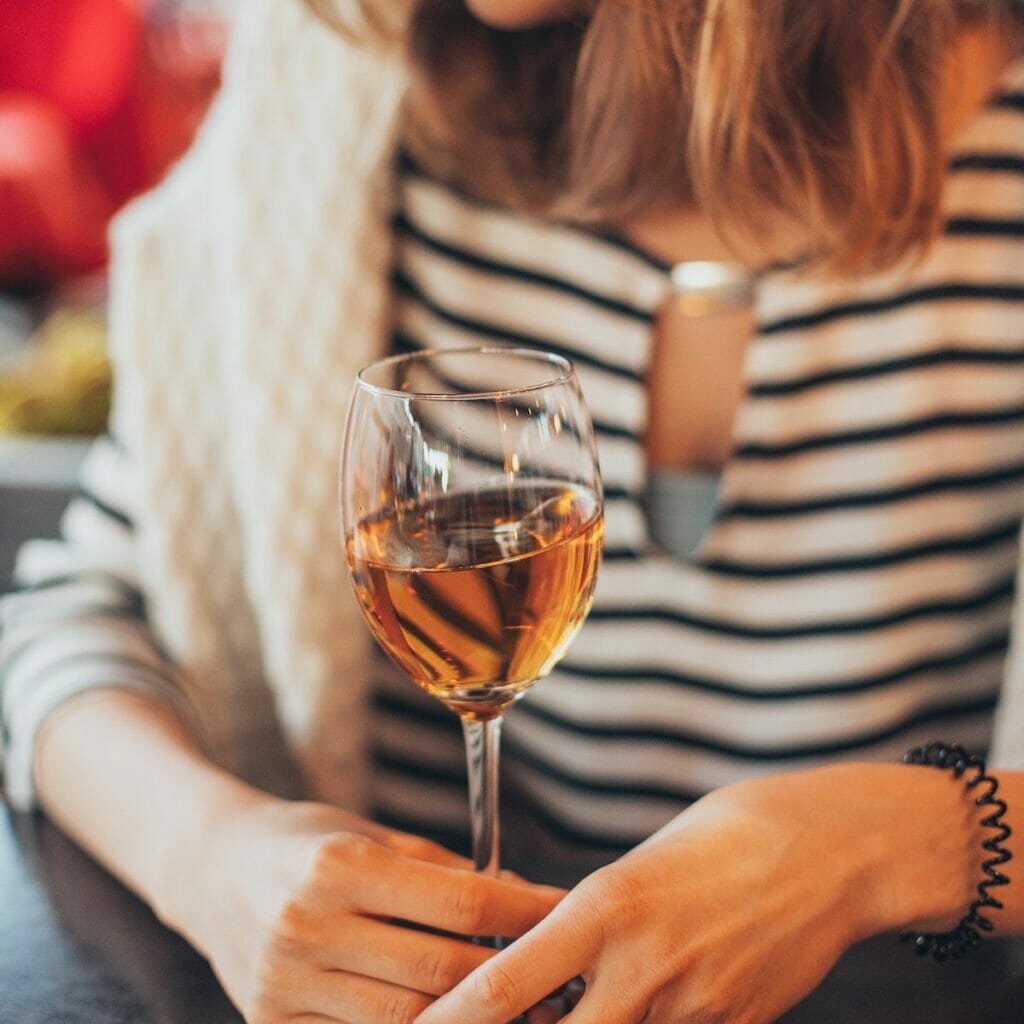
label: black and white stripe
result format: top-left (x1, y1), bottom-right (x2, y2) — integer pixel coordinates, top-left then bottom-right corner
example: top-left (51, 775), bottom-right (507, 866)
top-left (0, 435), bottom-right (194, 807)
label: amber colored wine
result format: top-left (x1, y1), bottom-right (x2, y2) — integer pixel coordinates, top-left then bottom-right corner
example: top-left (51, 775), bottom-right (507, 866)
top-left (347, 483), bottom-right (603, 719)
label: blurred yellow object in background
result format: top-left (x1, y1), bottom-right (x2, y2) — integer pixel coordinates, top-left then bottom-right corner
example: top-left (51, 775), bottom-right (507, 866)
top-left (0, 308), bottom-right (111, 436)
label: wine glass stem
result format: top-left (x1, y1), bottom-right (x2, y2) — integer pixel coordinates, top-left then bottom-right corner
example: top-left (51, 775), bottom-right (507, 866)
top-left (462, 716), bottom-right (503, 877)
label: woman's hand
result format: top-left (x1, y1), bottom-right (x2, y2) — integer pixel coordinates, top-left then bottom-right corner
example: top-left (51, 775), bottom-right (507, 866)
top-left (415, 763), bottom-right (981, 1024)
top-left (172, 797), bottom-right (564, 1024)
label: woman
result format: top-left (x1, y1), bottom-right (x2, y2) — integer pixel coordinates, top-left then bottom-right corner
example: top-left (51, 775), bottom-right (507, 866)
top-left (3, 1), bottom-right (1024, 1022)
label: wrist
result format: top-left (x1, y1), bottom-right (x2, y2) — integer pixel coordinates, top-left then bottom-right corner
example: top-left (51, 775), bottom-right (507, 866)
top-left (851, 763), bottom-right (979, 939)
top-left (152, 764), bottom-right (280, 950)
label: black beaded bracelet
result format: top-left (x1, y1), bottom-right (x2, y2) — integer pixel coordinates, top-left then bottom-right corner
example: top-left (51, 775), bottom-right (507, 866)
top-left (899, 742), bottom-right (1013, 961)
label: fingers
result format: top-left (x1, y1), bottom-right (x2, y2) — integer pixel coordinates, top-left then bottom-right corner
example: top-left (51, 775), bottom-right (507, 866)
top-left (379, 830), bottom-right (475, 871)
top-left (414, 899), bottom-right (597, 1024)
top-left (315, 916), bottom-right (494, 996)
top-left (354, 844), bottom-right (564, 938)
top-left (319, 812), bottom-right (472, 872)
top-left (251, 831), bottom-right (565, 1024)
top-left (293, 971), bottom-right (432, 1024)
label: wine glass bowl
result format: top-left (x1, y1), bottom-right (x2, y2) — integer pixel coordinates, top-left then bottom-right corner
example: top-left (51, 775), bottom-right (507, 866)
top-left (341, 347), bottom-right (603, 876)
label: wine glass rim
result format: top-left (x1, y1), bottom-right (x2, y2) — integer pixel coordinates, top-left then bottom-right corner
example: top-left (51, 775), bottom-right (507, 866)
top-left (354, 346), bottom-right (576, 401)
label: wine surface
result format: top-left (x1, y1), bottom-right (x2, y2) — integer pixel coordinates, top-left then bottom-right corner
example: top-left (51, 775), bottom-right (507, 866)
top-left (348, 484), bottom-right (603, 719)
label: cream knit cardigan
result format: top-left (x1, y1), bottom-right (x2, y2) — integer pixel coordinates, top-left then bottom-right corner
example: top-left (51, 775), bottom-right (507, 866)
top-left (107, 0), bottom-right (1024, 815)
top-left (108, 0), bottom-right (404, 809)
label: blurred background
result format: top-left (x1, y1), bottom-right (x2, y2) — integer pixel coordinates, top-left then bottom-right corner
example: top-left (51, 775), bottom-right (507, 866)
top-left (0, 0), bottom-right (235, 589)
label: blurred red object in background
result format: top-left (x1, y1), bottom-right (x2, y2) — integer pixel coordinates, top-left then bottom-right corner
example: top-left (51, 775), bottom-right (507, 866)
top-left (0, 0), bottom-right (227, 289)
top-left (0, 94), bottom-right (112, 285)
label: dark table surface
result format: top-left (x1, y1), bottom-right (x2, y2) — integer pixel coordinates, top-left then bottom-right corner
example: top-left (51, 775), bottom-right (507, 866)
top-left (3, 804), bottom-right (1024, 1024)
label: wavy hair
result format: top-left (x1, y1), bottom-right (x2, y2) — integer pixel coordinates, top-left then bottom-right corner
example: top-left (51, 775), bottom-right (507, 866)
top-left (304, 0), bottom-right (1024, 272)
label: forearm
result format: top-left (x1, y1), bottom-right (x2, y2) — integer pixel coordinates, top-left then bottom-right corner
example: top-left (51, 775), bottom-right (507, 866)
top-left (33, 688), bottom-right (275, 945)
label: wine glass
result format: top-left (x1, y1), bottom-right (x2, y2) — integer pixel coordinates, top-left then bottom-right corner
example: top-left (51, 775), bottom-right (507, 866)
top-left (340, 346), bottom-right (603, 887)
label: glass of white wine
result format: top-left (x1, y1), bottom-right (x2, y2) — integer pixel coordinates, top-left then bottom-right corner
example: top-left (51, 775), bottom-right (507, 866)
top-left (340, 347), bottom-right (603, 887)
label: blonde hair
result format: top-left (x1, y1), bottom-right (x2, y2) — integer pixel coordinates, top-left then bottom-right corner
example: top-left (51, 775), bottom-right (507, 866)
top-left (306, 0), bottom-right (1023, 272)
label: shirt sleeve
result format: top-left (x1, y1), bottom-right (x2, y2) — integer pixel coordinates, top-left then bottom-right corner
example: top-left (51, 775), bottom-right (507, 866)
top-left (0, 433), bottom-right (198, 810)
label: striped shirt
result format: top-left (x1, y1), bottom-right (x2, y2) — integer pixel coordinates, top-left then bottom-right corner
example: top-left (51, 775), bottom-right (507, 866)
top-left (3, 58), bottom-right (1024, 873)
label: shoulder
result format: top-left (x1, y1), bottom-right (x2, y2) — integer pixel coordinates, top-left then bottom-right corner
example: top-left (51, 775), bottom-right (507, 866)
top-left (113, 0), bottom-right (407, 255)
